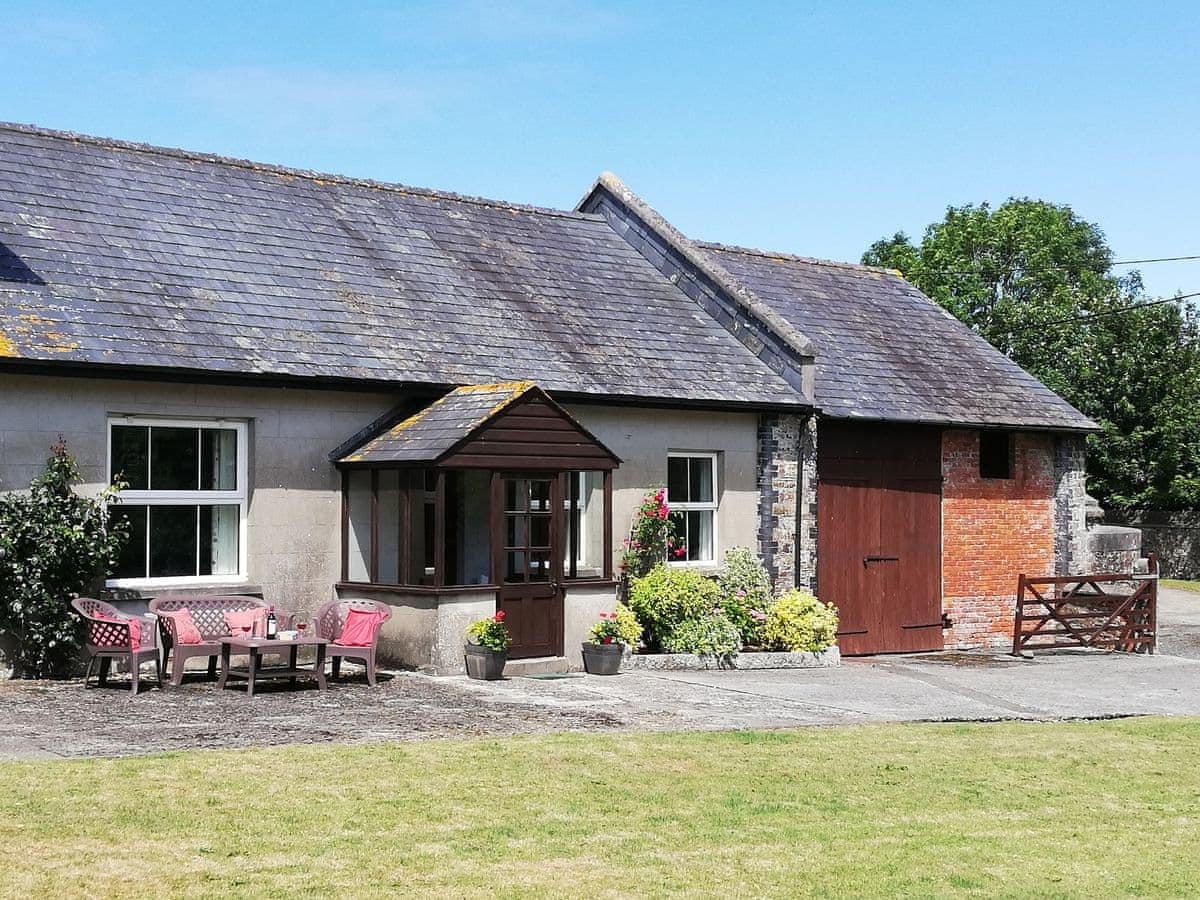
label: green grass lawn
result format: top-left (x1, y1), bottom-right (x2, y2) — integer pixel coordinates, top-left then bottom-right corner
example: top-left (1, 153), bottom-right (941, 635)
top-left (1162, 578), bottom-right (1200, 593)
top-left (2, 720), bottom-right (1199, 898)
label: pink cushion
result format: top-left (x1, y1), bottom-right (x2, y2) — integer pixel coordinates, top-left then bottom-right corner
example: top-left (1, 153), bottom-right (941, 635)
top-left (94, 612), bottom-right (141, 649)
top-left (338, 608), bottom-right (384, 647)
top-left (224, 608), bottom-right (267, 636)
top-left (159, 609), bottom-right (204, 644)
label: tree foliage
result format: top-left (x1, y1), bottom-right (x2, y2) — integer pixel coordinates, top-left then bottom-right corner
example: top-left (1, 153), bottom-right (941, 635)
top-left (0, 440), bottom-right (128, 677)
top-left (864, 199), bottom-right (1200, 510)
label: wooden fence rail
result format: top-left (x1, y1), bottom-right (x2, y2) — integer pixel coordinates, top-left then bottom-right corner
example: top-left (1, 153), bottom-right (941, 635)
top-left (1012, 555), bottom-right (1157, 655)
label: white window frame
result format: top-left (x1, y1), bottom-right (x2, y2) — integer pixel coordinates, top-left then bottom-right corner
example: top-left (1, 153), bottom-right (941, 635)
top-left (105, 416), bottom-right (249, 588)
top-left (666, 451), bottom-right (719, 566)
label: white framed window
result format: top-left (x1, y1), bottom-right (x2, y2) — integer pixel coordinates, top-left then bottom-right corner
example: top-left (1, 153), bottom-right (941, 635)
top-left (105, 417), bottom-right (248, 586)
top-left (667, 452), bottom-right (718, 564)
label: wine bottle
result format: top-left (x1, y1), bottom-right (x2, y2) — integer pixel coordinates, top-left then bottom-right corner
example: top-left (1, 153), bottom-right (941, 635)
top-left (266, 608), bottom-right (277, 639)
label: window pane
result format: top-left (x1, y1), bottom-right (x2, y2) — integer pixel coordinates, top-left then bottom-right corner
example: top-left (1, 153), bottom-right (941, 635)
top-left (150, 427), bottom-right (199, 490)
top-left (667, 456), bottom-right (688, 503)
top-left (687, 510), bottom-right (714, 562)
top-left (445, 470), bottom-right (491, 587)
top-left (505, 478), bottom-right (525, 513)
top-left (689, 457), bottom-right (714, 504)
top-left (530, 479), bottom-right (550, 512)
top-left (199, 505), bottom-right (240, 576)
top-left (148, 505), bottom-right (198, 577)
top-left (200, 428), bottom-right (238, 491)
top-left (110, 426), bottom-right (149, 490)
top-left (110, 504), bottom-right (147, 578)
top-left (346, 470), bottom-right (371, 582)
top-left (377, 470), bottom-right (400, 584)
top-left (669, 511), bottom-right (686, 561)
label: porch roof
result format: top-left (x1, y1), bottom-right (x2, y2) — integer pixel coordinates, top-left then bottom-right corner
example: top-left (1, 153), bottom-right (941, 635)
top-left (337, 381), bottom-right (619, 469)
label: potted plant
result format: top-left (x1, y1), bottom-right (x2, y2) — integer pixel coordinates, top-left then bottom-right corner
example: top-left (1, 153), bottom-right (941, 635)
top-left (581, 604), bottom-right (642, 675)
top-left (464, 610), bottom-right (511, 680)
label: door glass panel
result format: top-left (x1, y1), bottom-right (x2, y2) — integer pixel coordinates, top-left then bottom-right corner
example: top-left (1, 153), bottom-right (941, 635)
top-left (529, 552), bottom-right (551, 582)
top-left (505, 479), bottom-right (525, 513)
top-left (530, 515), bottom-right (550, 549)
top-left (506, 516), bottom-right (527, 548)
top-left (505, 551), bottom-right (526, 583)
top-left (529, 479), bottom-right (550, 512)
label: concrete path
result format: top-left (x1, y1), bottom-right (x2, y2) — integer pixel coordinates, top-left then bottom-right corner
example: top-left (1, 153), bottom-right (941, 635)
top-left (1157, 585), bottom-right (1200, 659)
top-left (460, 648), bottom-right (1200, 732)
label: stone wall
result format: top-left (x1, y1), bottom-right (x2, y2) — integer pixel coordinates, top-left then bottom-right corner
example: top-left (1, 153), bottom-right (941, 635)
top-left (1106, 510), bottom-right (1196, 578)
top-left (756, 412), bottom-right (803, 594)
top-left (941, 430), bottom-right (1056, 648)
top-left (1053, 434), bottom-right (1090, 575)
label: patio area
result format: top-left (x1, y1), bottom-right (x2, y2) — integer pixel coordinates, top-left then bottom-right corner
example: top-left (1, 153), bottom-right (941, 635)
top-left (6, 647), bottom-right (1200, 760)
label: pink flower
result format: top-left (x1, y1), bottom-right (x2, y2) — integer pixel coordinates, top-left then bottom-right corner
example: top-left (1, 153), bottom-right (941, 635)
top-left (674, 547), bottom-right (687, 558)
top-left (494, 610), bottom-right (506, 622)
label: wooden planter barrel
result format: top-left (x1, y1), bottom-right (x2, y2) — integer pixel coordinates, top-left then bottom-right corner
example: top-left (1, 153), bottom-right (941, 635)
top-left (464, 644), bottom-right (508, 680)
top-left (581, 642), bottom-right (623, 675)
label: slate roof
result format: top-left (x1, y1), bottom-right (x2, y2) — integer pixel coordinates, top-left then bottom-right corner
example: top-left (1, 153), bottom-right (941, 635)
top-left (0, 123), bottom-right (803, 408)
top-left (698, 242), bottom-right (1097, 431)
top-left (338, 380), bottom-right (617, 465)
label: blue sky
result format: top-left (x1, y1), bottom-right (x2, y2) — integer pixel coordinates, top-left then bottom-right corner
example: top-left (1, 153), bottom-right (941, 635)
top-left (3, 1), bottom-right (1197, 296)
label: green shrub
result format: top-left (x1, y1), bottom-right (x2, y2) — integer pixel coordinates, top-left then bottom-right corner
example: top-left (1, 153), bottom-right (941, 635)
top-left (716, 547), bottom-right (773, 646)
top-left (627, 565), bottom-right (718, 651)
top-left (466, 610), bottom-right (512, 651)
top-left (589, 602), bottom-right (643, 649)
top-left (0, 440), bottom-right (128, 678)
top-left (762, 589), bottom-right (839, 653)
top-left (664, 612), bottom-right (742, 660)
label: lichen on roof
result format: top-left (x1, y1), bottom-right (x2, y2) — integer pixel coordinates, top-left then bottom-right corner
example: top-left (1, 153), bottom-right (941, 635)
top-left (0, 329), bottom-right (17, 357)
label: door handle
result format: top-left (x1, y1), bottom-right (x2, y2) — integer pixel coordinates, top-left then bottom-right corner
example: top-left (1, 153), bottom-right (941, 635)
top-left (863, 555), bottom-right (899, 566)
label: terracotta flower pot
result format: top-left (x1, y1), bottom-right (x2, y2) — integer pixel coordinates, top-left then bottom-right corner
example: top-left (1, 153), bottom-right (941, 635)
top-left (464, 643), bottom-right (507, 680)
top-left (581, 641), bottom-right (623, 675)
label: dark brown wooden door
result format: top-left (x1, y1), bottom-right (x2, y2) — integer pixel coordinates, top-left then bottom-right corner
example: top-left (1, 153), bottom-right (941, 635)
top-left (817, 423), bottom-right (942, 655)
top-left (497, 475), bottom-right (563, 658)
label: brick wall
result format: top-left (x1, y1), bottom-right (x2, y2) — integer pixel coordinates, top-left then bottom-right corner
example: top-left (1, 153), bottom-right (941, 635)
top-left (942, 430), bottom-right (1056, 648)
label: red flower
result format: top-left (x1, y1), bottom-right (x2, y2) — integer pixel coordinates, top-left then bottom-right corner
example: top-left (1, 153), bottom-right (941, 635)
top-left (657, 507), bottom-right (668, 520)
top-left (603, 636), bottom-right (614, 644)
top-left (494, 610), bottom-right (506, 622)
top-left (674, 547), bottom-right (687, 558)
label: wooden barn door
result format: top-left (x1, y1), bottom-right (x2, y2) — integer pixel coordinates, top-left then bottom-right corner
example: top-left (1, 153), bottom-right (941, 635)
top-left (818, 423), bottom-right (942, 655)
top-left (496, 475), bottom-right (563, 658)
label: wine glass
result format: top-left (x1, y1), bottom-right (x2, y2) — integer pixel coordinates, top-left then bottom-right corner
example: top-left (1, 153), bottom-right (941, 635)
top-left (296, 620), bottom-right (309, 640)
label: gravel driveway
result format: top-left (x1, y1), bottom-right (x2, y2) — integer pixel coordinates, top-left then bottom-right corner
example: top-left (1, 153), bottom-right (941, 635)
top-left (3, 640), bottom-right (1200, 760)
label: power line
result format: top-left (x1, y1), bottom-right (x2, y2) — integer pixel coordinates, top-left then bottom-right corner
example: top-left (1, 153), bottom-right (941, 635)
top-left (1010, 291), bottom-right (1200, 332)
top-left (1112, 255), bottom-right (1200, 265)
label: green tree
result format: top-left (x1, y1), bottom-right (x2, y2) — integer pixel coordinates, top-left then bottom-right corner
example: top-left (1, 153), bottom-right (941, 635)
top-left (0, 439), bottom-right (128, 677)
top-left (864, 199), bottom-right (1200, 510)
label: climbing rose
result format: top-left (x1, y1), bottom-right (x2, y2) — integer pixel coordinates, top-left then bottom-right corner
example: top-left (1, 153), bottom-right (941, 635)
top-left (494, 610), bottom-right (506, 622)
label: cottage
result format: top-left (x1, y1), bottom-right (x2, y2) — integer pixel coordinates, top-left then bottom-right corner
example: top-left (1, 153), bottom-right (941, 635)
top-left (0, 124), bottom-right (1096, 671)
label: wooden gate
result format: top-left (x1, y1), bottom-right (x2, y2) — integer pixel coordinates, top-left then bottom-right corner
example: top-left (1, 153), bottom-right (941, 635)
top-left (817, 423), bottom-right (943, 655)
top-left (1012, 556), bottom-right (1157, 654)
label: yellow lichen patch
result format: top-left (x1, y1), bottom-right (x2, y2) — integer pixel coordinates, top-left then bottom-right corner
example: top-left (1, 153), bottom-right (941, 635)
top-left (41, 331), bottom-right (79, 353)
top-left (0, 329), bottom-right (18, 357)
top-left (343, 401), bottom-right (438, 462)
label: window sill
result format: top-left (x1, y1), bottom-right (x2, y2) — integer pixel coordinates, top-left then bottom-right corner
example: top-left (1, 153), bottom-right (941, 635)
top-left (105, 575), bottom-right (250, 590)
top-left (336, 581), bottom-right (500, 597)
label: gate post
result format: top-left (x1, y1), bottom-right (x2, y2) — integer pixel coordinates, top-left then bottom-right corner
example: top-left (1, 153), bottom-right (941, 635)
top-left (1012, 574), bottom-right (1027, 656)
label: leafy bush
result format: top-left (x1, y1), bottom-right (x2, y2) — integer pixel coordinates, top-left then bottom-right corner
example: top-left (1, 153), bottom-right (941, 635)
top-left (466, 610), bottom-right (512, 651)
top-left (627, 565), bottom-right (718, 651)
top-left (589, 602), bottom-right (642, 648)
top-left (0, 440), bottom-right (128, 678)
top-left (761, 589), bottom-right (839, 653)
top-left (716, 547), bottom-right (773, 646)
top-left (663, 612), bottom-right (742, 660)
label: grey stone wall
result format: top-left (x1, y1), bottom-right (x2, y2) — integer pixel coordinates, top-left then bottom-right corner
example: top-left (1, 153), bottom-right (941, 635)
top-left (1107, 510), bottom-right (1197, 578)
top-left (1052, 435), bottom-right (1090, 575)
top-left (756, 413), bottom-right (807, 594)
top-left (798, 416), bottom-right (818, 593)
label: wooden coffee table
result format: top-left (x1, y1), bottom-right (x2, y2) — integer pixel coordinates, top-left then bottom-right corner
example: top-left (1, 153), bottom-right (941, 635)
top-left (217, 636), bottom-right (329, 696)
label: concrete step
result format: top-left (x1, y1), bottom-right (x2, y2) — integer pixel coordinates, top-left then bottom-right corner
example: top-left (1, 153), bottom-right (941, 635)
top-left (504, 656), bottom-right (570, 676)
